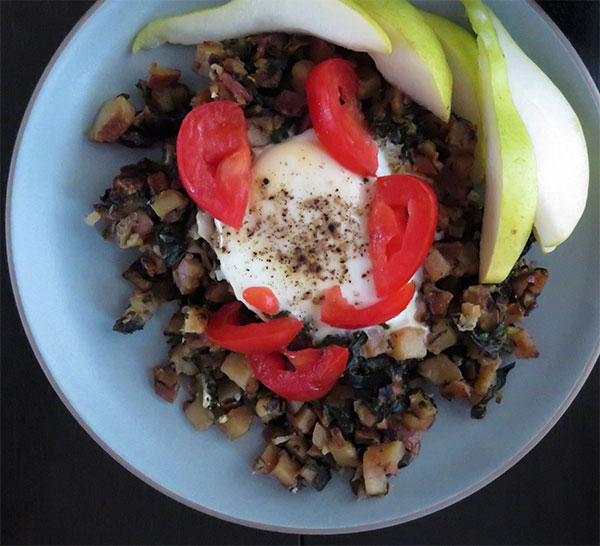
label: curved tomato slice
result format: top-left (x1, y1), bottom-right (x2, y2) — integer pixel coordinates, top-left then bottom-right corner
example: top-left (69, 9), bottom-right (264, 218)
top-left (321, 283), bottom-right (415, 330)
top-left (248, 345), bottom-right (349, 401)
top-left (368, 174), bottom-right (438, 297)
top-left (206, 303), bottom-right (302, 354)
top-left (306, 58), bottom-right (378, 176)
top-left (242, 287), bottom-right (279, 315)
top-left (177, 101), bottom-right (252, 229)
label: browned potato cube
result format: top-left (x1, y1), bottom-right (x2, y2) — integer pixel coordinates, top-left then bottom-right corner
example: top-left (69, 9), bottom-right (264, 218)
top-left (418, 354), bottom-right (463, 385)
top-left (88, 96), bottom-right (135, 142)
top-left (221, 352), bottom-right (258, 393)
top-left (270, 450), bottom-right (300, 490)
top-left (328, 428), bottom-right (359, 468)
top-left (252, 444), bottom-right (281, 475)
top-left (217, 405), bottom-right (254, 440)
top-left (183, 398), bottom-right (213, 431)
top-left (363, 441), bottom-right (405, 496)
top-left (148, 63), bottom-right (181, 88)
top-left (389, 327), bottom-right (428, 360)
top-left (180, 305), bottom-right (209, 335)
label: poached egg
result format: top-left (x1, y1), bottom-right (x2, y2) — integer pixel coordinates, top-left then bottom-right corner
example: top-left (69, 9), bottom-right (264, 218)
top-left (204, 129), bottom-right (425, 340)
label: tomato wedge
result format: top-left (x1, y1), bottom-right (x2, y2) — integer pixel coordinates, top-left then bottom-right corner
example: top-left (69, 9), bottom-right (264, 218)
top-left (306, 58), bottom-right (378, 176)
top-left (321, 283), bottom-right (415, 329)
top-left (206, 303), bottom-right (302, 354)
top-left (247, 345), bottom-right (349, 401)
top-left (368, 174), bottom-right (438, 297)
top-left (242, 287), bottom-right (279, 315)
top-left (177, 101), bottom-right (252, 229)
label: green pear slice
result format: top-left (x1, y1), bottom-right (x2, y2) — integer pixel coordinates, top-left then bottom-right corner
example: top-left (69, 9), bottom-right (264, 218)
top-left (486, 12), bottom-right (589, 252)
top-left (356, 0), bottom-right (453, 121)
top-left (420, 10), bottom-right (485, 182)
top-left (463, 0), bottom-right (537, 284)
top-left (132, 0), bottom-right (391, 55)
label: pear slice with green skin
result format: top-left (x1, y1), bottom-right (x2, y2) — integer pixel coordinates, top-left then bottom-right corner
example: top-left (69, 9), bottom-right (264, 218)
top-left (355, 0), bottom-right (452, 121)
top-left (132, 0), bottom-right (391, 55)
top-left (463, 0), bottom-right (537, 284)
top-left (487, 12), bottom-right (589, 253)
top-left (420, 10), bottom-right (485, 183)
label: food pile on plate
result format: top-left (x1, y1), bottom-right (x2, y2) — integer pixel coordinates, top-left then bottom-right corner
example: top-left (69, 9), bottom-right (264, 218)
top-left (85, 0), bottom-right (588, 497)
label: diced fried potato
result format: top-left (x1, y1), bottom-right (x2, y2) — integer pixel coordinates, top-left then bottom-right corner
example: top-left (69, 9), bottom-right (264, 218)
top-left (312, 422), bottom-right (330, 452)
top-left (180, 305), bottom-right (209, 335)
top-left (289, 405), bottom-right (317, 435)
top-left (328, 428), bottom-right (359, 468)
top-left (172, 254), bottom-right (204, 295)
top-left (221, 352), bottom-right (258, 393)
top-left (255, 396), bottom-right (285, 423)
top-left (509, 328), bottom-right (539, 359)
top-left (389, 327), bottom-right (428, 360)
top-left (152, 364), bottom-right (179, 403)
top-left (183, 398), bottom-right (213, 431)
top-left (426, 319), bottom-right (459, 355)
top-left (84, 210), bottom-right (102, 226)
top-left (169, 343), bottom-right (197, 375)
top-left (253, 444), bottom-right (281, 475)
top-left (286, 400), bottom-right (305, 415)
top-left (456, 302), bottom-right (481, 331)
top-left (217, 405), bottom-right (254, 440)
top-left (401, 391), bottom-right (437, 431)
top-left (270, 450), bottom-right (300, 490)
top-left (115, 211), bottom-right (153, 248)
top-left (113, 289), bottom-right (159, 334)
top-left (284, 434), bottom-right (309, 463)
top-left (474, 356), bottom-right (502, 396)
top-left (353, 400), bottom-right (377, 428)
top-left (418, 354), bottom-right (463, 384)
top-left (150, 189), bottom-right (189, 222)
top-left (88, 95), bottom-right (135, 142)
top-left (363, 441), bottom-right (405, 496)
top-left (423, 247), bottom-right (452, 282)
top-left (148, 62), bottom-right (181, 88)
top-left (440, 380), bottom-right (472, 400)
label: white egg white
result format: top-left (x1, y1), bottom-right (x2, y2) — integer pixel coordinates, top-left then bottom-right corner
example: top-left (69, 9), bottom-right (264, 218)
top-left (204, 129), bottom-right (427, 341)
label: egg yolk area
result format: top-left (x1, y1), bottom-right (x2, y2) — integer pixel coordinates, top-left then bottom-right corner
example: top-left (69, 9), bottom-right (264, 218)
top-left (213, 129), bottom-right (420, 338)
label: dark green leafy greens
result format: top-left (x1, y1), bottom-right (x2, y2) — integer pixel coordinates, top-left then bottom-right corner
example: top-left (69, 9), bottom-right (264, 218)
top-left (154, 223), bottom-right (187, 267)
top-left (469, 323), bottom-right (511, 356)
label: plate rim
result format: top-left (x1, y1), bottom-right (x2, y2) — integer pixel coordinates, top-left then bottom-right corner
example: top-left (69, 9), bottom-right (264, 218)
top-left (5, 0), bottom-right (600, 535)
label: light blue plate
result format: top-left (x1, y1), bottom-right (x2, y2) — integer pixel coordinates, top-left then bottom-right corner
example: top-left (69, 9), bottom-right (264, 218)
top-left (6, 0), bottom-right (600, 534)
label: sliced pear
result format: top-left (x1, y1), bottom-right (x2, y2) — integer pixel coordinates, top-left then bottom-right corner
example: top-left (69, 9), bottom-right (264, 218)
top-left (132, 0), bottom-right (391, 55)
top-left (355, 0), bottom-right (452, 121)
top-left (420, 10), bottom-right (485, 182)
top-left (485, 12), bottom-right (589, 252)
top-left (463, 0), bottom-right (537, 284)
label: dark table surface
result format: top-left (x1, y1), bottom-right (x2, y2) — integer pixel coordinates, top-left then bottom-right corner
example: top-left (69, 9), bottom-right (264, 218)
top-left (1, 2), bottom-right (598, 545)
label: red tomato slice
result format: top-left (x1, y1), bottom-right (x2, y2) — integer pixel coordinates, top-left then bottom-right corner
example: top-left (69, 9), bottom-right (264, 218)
top-left (206, 303), bottom-right (302, 354)
top-left (321, 283), bottom-right (415, 329)
top-left (177, 101), bottom-right (252, 229)
top-left (242, 287), bottom-right (279, 315)
top-left (281, 348), bottom-right (323, 373)
top-left (306, 58), bottom-right (378, 176)
top-left (248, 345), bottom-right (349, 401)
top-left (368, 174), bottom-right (438, 297)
